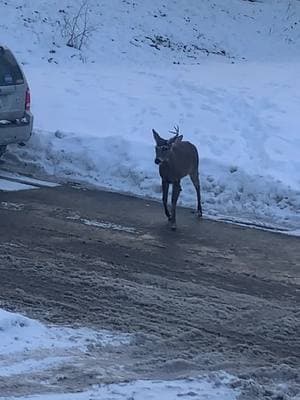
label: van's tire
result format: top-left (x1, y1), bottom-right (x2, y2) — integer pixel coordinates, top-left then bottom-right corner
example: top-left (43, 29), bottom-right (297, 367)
top-left (0, 145), bottom-right (7, 158)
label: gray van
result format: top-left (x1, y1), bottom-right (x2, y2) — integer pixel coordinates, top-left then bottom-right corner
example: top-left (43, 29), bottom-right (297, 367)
top-left (0, 45), bottom-right (33, 157)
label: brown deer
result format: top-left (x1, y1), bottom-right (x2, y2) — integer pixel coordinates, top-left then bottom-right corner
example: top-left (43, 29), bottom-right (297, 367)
top-left (153, 126), bottom-right (202, 230)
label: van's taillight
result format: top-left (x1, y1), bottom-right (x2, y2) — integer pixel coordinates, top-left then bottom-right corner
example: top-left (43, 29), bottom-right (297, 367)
top-left (25, 88), bottom-right (31, 111)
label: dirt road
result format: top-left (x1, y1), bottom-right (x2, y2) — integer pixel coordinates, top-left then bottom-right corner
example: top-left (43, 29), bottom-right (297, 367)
top-left (0, 183), bottom-right (299, 399)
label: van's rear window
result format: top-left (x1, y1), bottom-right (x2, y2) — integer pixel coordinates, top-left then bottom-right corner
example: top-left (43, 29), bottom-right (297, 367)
top-left (0, 48), bottom-right (24, 86)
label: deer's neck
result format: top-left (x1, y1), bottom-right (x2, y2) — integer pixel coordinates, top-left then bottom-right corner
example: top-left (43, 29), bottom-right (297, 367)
top-left (159, 157), bottom-right (178, 183)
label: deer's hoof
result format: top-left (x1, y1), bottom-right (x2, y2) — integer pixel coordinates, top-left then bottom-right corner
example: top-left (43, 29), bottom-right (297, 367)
top-left (167, 218), bottom-right (177, 230)
top-left (170, 222), bottom-right (177, 231)
top-left (191, 209), bottom-right (202, 218)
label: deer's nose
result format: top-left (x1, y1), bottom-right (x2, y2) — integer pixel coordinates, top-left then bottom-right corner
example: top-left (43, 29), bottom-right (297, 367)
top-left (155, 158), bottom-right (161, 165)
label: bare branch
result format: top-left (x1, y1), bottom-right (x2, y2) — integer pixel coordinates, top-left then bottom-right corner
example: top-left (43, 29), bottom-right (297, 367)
top-left (60, 0), bottom-right (96, 51)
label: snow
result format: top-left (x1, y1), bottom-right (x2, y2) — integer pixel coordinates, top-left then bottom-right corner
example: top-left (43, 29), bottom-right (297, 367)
top-left (0, 307), bottom-right (128, 394)
top-left (0, 179), bottom-right (36, 191)
top-left (0, 308), bottom-right (239, 399)
top-left (0, 171), bottom-right (58, 188)
top-left (67, 213), bottom-right (137, 233)
top-left (0, 377), bottom-right (239, 400)
top-left (0, 171), bottom-right (58, 191)
top-left (0, 308), bottom-right (130, 379)
top-left (1, 1), bottom-right (300, 232)
top-left (0, 308), bottom-right (130, 354)
top-left (1, 0), bottom-right (300, 65)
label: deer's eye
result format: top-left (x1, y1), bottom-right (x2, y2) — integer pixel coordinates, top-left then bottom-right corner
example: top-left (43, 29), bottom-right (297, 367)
top-left (161, 146), bottom-right (168, 151)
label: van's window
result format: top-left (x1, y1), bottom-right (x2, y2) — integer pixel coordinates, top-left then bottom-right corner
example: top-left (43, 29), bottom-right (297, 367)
top-left (0, 48), bottom-right (24, 86)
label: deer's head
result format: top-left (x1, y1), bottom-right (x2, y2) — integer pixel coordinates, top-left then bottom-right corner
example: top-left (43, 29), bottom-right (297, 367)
top-left (152, 127), bottom-right (183, 165)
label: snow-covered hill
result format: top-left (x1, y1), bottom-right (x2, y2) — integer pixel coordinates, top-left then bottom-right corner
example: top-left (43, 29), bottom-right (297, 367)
top-left (2, 0), bottom-right (300, 64)
top-left (1, 0), bottom-right (300, 232)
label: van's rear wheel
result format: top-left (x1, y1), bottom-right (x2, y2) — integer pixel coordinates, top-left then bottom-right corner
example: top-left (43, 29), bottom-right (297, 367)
top-left (0, 145), bottom-right (7, 158)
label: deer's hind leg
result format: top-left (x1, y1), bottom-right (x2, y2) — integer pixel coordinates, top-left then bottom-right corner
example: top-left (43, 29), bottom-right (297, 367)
top-left (190, 171), bottom-right (203, 218)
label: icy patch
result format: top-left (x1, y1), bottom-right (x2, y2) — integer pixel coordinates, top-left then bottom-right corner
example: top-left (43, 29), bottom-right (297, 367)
top-left (0, 170), bottom-right (58, 192)
top-left (67, 214), bottom-right (137, 234)
top-left (0, 171), bottom-right (58, 188)
top-left (0, 375), bottom-right (239, 400)
top-left (0, 178), bottom-right (36, 192)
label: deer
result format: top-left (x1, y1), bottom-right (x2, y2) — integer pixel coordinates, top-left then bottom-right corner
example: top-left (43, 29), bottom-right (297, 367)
top-left (153, 125), bottom-right (203, 230)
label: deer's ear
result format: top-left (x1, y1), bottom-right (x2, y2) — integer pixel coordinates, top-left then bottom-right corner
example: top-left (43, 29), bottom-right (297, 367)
top-left (152, 129), bottom-right (162, 143)
top-left (176, 135), bottom-right (183, 142)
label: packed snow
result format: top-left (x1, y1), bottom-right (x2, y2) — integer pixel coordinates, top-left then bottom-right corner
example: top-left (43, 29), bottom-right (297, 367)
top-left (1, 1), bottom-right (300, 233)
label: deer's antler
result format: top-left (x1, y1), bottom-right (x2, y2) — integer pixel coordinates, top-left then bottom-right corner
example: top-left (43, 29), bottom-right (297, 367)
top-left (169, 125), bottom-right (180, 137)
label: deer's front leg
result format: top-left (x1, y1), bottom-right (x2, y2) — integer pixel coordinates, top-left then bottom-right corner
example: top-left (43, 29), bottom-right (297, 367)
top-left (170, 181), bottom-right (181, 230)
top-left (162, 179), bottom-right (170, 220)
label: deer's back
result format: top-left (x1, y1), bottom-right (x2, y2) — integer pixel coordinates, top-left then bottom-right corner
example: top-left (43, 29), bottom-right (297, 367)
top-left (159, 141), bottom-right (199, 182)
